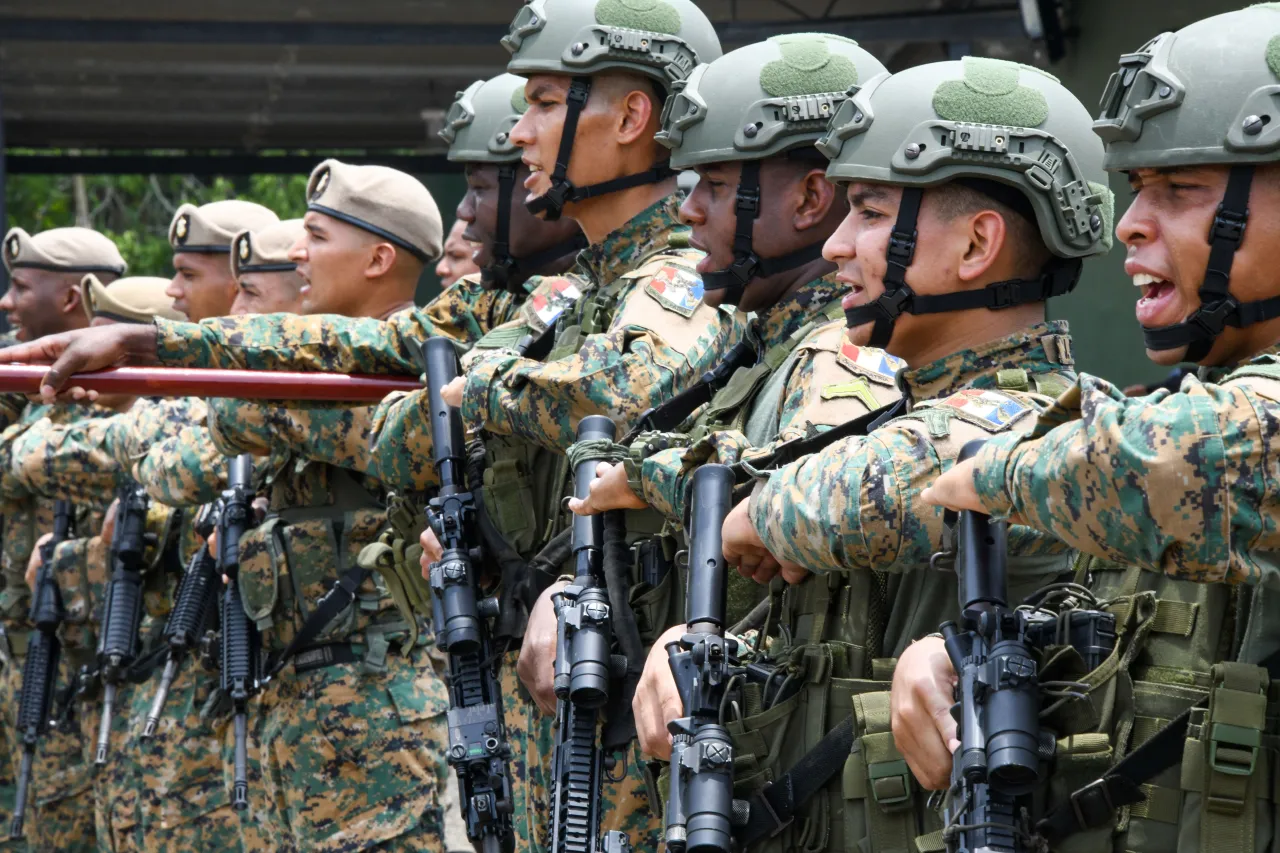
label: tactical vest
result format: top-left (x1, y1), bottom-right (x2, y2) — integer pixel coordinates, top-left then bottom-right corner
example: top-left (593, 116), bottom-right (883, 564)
top-left (237, 461), bottom-right (421, 673)
top-left (727, 367), bottom-right (1078, 853)
top-left (1061, 363), bottom-right (1280, 853)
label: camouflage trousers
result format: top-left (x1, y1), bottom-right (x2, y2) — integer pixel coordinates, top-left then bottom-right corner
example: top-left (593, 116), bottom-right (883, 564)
top-left (254, 641), bottom-right (450, 852)
top-left (0, 639), bottom-right (95, 853)
top-left (501, 648), bottom-right (662, 853)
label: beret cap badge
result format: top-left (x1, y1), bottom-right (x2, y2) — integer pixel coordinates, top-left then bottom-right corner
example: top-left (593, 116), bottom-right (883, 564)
top-left (5, 236), bottom-right (18, 259)
top-left (174, 214), bottom-right (190, 242)
top-left (311, 169), bottom-right (331, 200)
top-left (238, 236), bottom-right (251, 261)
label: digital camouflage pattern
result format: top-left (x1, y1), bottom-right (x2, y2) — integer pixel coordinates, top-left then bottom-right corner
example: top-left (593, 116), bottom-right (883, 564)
top-left (153, 272), bottom-right (534, 375)
top-left (636, 274), bottom-right (902, 522)
top-left (456, 196), bottom-right (748, 451)
top-left (969, 349), bottom-right (1280, 584)
top-left (499, 651), bottom-right (555, 853)
top-left (254, 645), bottom-right (448, 852)
top-left (748, 322), bottom-right (1077, 581)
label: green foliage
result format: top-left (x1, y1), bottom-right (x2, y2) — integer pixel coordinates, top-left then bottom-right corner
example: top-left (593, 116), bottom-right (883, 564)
top-left (6, 172), bottom-right (309, 276)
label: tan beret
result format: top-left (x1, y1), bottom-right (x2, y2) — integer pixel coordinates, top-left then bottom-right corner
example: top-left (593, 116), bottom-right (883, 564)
top-left (82, 275), bottom-right (185, 324)
top-left (169, 200), bottom-right (279, 254)
top-left (306, 159), bottom-right (443, 262)
top-left (3, 227), bottom-right (126, 276)
top-left (231, 219), bottom-right (305, 278)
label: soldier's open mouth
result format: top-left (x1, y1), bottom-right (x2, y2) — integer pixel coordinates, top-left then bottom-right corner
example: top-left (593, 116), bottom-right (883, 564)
top-left (1135, 277), bottom-right (1177, 326)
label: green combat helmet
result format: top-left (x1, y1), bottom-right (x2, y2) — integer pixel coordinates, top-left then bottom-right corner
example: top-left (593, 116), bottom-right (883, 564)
top-left (500, 0), bottom-right (723, 219)
top-left (440, 73), bottom-right (586, 293)
top-left (817, 57), bottom-right (1113, 347)
top-left (1096, 6), bottom-right (1280, 361)
top-left (656, 33), bottom-right (886, 302)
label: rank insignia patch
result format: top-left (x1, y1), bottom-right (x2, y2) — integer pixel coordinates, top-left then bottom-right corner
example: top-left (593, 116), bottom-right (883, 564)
top-left (527, 277), bottom-right (583, 332)
top-left (645, 265), bottom-right (705, 318)
top-left (936, 389), bottom-right (1031, 432)
top-left (836, 343), bottom-right (905, 385)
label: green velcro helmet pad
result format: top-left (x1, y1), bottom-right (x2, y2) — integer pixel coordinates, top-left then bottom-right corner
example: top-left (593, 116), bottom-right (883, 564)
top-left (657, 33), bottom-right (886, 168)
top-left (595, 0), bottom-right (681, 34)
top-left (817, 58), bottom-right (1111, 259)
top-left (1096, 6), bottom-right (1280, 170)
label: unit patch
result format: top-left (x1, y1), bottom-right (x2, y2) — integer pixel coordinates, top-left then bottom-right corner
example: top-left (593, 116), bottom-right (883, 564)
top-left (836, 343), bottom-right (905, 385)
top-left (645, 265), bottom-right (705, 318)
top-left (935, 389), bottom-right (1031, 432)
top-left (526, 277), bottom-right (583, 332)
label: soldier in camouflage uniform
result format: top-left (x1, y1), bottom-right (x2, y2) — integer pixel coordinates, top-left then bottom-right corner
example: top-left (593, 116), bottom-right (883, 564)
top-left (0, 226), bottom-right (127, 853)
top-left (228, 219), bottom-right (308, 316)
top-left (630, 57), bottom-right (1114, 853)
top-left (918, 8), bottom-right (1280, 852)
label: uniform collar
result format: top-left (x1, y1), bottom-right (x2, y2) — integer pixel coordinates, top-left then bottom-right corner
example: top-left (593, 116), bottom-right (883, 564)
top-left (754, 272), bottom-right (844, 354)
top-left (901, 320), bottom-right (1074, 402)
top-left (1201, 341), bottom-right (1280, 384)
top-left (575, 194), bottom-right (688, 287)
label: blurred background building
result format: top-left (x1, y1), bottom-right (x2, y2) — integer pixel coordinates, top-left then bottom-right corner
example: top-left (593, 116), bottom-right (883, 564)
top-left (0, 0), bottom-right (1237, 386)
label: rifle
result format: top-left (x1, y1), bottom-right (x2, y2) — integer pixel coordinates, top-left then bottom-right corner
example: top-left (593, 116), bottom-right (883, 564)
top-left (0, 365), bottom-right (419, 401)
top-left (549, 415), bottom-right (630, 853)
top-left (218, 453), bottom-right (259, 811)
top-left (938, 440), bottom-right (1116, 853)
top-left (94, 482), bottom-right (151, 766)
top-left (10, 499), bottom-right (74, 839)
top-left (420, 337), bottom-right (515, 853)
top-left (664, 465), bottom-right (737, 853)
top-left (142, 502), bottom-right (220, 739)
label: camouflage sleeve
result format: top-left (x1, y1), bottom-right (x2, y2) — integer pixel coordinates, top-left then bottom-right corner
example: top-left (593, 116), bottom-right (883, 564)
top-left (970, 374), bottom-right (1279, 584)
top-left (0, 395), bottom-right (26, 431)
top-left (134, 425), bottom-right (227, 507)
top-left (154, 277), bottom-right (517, 374)
top-left (51, 534), bottom-right (108, 629)
top-left (460, 297), bottom-right (747, 451)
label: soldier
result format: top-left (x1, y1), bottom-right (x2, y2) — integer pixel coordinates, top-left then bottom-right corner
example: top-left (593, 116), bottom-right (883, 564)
top-left (629, 56), bottom-right (1114, 853)
top-left (436, 219), bottom-right (481, 288)
top-left (229, 219), bottom-right (307, 316)
top-left (166, 201), bottom-right (279, 321)
top-left (918, 8), bottom-right (1280, 852)
top-left (0, 226), bottom-right (126, 853)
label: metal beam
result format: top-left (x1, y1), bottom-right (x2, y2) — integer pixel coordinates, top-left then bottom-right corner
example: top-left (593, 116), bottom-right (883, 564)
top-left (0, 86), bottom-right (7, 332)
top-left (0, 8), bottom-right (1028, 47)
top-left (4, 153), bottom-right (459, 176)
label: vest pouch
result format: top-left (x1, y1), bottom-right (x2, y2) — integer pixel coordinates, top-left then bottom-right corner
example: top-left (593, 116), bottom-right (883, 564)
top-left (237, 517), bottom-right (285, 635)
top-left (546, 323), bottom-right (583, 362)
top-left (481, 448), bottom-right (539, 555)
top-left (1046, 732), bottom-right (1116, 853)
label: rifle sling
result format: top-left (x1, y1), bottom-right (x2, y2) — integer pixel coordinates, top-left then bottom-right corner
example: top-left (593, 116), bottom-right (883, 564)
top-left (738, 714), bottom-right (855, 846)
top-left (623, 338), bottom-right (759, 442)
top-left (265, 563), bottom-right (367, 678)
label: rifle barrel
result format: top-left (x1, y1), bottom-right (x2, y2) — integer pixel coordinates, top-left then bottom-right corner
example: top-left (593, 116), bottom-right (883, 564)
top-left (0, 365), bottom-right (419, 401)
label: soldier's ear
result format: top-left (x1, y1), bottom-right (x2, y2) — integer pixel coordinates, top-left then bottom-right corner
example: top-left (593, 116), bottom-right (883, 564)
top-left (616, 87), bottom-right (658, 146)
top-left (957, 209), bottom-right (1008, 285)
top-left (793, 168), bottom-right (839, 232)
top-left (366, 242), bottom-right (399, 279)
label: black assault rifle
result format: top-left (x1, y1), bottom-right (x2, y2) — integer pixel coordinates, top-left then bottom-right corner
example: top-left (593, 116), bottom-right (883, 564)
top-left (10, 499), bottom-right (74, 839)
top-left (219, 453), bottom-right (259, 810)
top-left (421, 336), bottom-right (515, 853)
top-left (95, 482), bottom-right (151, 766)
top-left (939, 440), bottom-right (1115, 853)
top-left (664, 465), bottom-right (738, 853)
top-left (549, 415), bottom-right (630, 853)
top-left (143, 502), bottom-right (220, 738)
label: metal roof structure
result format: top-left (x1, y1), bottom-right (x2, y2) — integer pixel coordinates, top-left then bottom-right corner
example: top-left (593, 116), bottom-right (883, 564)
top-left (0, 0), bottom-right (1059, 169)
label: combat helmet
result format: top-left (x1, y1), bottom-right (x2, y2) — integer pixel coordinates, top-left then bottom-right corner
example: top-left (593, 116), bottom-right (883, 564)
top-left (501, 0), bottom-right (723, 219)
top-left (440, 73), bottom-right (586, 293)
top-left (816, 57), bottom-right (1113, 346)
top-left (656, 33), bottom-right (886, 301)
top-left (1095, 6), bottom-right (1280, 361)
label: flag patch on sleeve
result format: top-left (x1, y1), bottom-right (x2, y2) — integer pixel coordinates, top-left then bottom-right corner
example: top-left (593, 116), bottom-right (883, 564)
top-left (836, 343), bottom-right (905, 385)
top-left (935, 389), bottom-right (1031, 432)
top-left (645, 266), bottom-right (705, 318)
top-left (526, 278), bottom-right (582, 332)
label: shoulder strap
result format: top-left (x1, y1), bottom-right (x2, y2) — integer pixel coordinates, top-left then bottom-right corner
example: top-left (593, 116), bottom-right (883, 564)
top-left (621, 337), bottom-right (759, 441)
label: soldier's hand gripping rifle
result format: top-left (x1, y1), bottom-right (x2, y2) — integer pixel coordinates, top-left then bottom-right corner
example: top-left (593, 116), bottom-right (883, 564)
top-left (142, 502), bottom-right (220, 739)
top-left (421, 337), bottom-right (515, 853)
top-left (95, 482), bottom-right (151, 766)
top-left (10, 499), bottom-right (74, 839)
top-left (218, 453), bottom-right (259, 811)
top-left (665, 465), bottom-right (738, 853)
top-left (937, 440), bottom-right (1115, 853)
top-left (549, 415), bottom-right (631, 853)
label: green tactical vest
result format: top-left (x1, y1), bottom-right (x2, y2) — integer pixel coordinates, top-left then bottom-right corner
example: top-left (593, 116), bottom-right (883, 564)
top-left (236, 461), bottom-right (419, 673)
top-left (726, 367), bottom-right (1078, 853)
top-left (1066, 362), bottom-right (1280, 853)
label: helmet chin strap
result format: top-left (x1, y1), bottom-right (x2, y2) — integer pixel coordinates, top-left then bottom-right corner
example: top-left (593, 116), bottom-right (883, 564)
top-left (842, 186), bottom-right (1082, 348)
top-left (700, 158), bottom-right (829, 306)
top-left (484, 164), bottom-right (588, 294)
top-left (524, 76), bottom-right (677, 222)
top-left (1140, 164), bottom-right (1280, 363)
